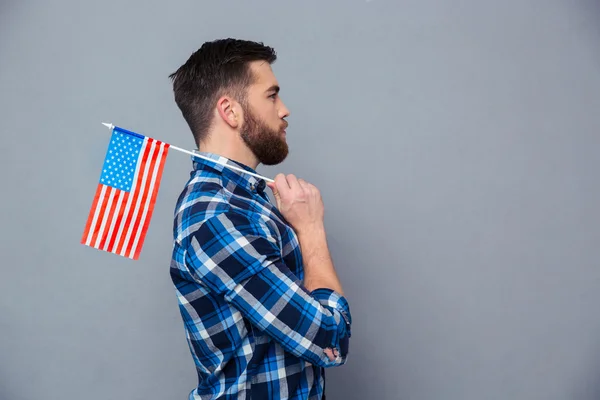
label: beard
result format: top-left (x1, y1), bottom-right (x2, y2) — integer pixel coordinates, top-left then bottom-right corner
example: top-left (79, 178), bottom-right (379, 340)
top-left (240, 105), bottom-right (289, 166)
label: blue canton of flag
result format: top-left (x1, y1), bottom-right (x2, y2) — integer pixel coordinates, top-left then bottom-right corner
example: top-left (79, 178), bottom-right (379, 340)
top-left (100, 130), bottom-right (143, 191)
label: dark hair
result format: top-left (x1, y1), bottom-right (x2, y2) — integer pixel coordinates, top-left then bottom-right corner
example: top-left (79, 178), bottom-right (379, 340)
top-left (168, 38), bottom-right (277, 145)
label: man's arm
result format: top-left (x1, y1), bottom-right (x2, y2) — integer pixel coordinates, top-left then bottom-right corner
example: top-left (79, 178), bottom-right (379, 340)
top-left (296, 224), bottom-right (347, 360)
top-left (298, 224), bottom-right (344, 295)
top-left (266, 174), bottom-right (345, 297)
top-left (185, 210), bottom-right (351, 368)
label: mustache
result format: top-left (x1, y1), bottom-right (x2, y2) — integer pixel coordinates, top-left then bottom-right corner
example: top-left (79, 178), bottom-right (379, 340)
top-left (281, 121), bottom-right (288, 130)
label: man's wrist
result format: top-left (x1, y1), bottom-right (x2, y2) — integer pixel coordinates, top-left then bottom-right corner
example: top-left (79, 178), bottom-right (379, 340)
top-left (296, 222), bottom-right (326, 242)
top-left (297, 226), bottom-right (329, 261)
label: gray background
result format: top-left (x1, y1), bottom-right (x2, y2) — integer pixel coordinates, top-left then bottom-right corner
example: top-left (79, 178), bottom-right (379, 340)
top-left (1, 0), bottom-right (599, 399)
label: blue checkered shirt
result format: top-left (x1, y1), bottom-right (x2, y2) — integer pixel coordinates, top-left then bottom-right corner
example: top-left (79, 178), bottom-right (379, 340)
top-left (170, 152), bottom-right (352, 399)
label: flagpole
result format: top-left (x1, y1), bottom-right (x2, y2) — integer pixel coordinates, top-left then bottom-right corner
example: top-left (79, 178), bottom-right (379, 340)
top-left (101, 122), bottom-right (275, 183)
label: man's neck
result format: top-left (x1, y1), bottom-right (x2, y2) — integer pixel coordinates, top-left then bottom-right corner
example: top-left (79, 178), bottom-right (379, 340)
top-left (198, 140), bottom-right (259, 170)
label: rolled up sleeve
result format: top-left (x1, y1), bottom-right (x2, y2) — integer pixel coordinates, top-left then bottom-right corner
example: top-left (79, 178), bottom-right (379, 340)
top-left (310, 288), bottom-right (352, 363)
top-left (184, 210), bottom-right (352, 368)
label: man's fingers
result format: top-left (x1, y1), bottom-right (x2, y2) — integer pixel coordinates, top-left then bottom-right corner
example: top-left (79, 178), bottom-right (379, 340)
top-left (324, 348), bottom-right (336, 361)
top-left (286, 174), bottom-right (301, 192)
top-left (266, 181), bottom-right (277, 194)
top-left (274, 173), bottom-right (289, 189)
top-left (298, 178), bottom-right (308, 189)
top-left (269, 173), bottom-right (289, 195)
top-left (268, 174), bottom-right (311, 198)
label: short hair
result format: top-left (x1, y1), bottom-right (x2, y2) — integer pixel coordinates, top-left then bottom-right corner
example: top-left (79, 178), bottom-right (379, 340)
top-left (169, 38), bottom-right (277, 145)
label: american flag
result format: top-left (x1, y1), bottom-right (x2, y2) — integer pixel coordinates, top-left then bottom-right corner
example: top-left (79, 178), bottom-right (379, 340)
top-left (81, 126), bottom-right (170, 260)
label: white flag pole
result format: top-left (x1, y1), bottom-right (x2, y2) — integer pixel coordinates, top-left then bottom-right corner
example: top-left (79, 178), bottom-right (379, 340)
top-left (101, 122), bottom-right (274, 183)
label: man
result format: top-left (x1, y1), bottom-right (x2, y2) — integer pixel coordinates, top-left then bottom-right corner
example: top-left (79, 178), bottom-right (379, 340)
top-left (168, 38), bottom-right (352, 400)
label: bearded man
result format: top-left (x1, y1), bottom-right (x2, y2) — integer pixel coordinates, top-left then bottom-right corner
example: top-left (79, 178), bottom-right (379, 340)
top-left (169, 38), bottom-right (352, 400)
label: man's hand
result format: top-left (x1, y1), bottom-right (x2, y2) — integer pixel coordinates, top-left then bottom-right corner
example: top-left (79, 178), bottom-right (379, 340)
top-left (324, 347), bottom-right (339, 362)
top-left (266, 174), bottom-right (325, 235)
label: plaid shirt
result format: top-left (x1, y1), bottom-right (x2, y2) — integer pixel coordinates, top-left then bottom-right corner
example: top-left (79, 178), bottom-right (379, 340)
top-left (170, 152), bottom-right (352, 400)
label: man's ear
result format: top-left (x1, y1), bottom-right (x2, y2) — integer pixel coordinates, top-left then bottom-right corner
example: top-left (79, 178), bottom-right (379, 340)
top-left (216, 96), bottom-right (240, 129)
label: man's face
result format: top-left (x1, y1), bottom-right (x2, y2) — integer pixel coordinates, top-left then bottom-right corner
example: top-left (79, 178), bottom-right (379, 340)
top-left (239, 61), bottom-right (290, 166)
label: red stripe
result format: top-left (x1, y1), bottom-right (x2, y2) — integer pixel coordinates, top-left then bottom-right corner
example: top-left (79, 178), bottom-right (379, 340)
top-left (98, 190), bottom-right (120, 250)
top-left (81, 183), bottom-right (104, 244)
top-left (114, 138), bottom-right (154, 255)
top-left (132, 143), bottom-right (170, 260)
top-left (124, 141), bottom-right (160, 257)
top-left (106, 191), bottom-right (130, 253)
top-left (89, 186), bottom-right (112, 247)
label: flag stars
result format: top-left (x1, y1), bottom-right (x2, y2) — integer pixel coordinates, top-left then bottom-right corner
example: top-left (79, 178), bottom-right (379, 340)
top-left (100, 133), bottom-right (145, 190)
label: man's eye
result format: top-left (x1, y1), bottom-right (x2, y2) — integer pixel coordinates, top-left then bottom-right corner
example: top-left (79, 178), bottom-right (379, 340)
top-left (269, 93), bottom-right (277, 99)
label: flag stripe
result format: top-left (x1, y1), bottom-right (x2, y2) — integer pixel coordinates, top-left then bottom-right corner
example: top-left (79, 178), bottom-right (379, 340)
top-left (86, 185), bottom-right (109, 246)
top-left (114, 138), bottom-right (155, 255)
top-left (102, 190), bottom-right (126, 251)
top-left (89, 186), bottom-right (110, 247)
top-left (125, 142), bottom-right (161, 257)
top-left (129, 142), bottom-right (169, 259)
top-left (105, 191), bottom-right (129, 253)
top-left (119, 139), bottom-right (158, 256)
top-left (94, 187), bottom-right (116, 248)
top-left (81, 183), bottom-right (105, 245)
top-left (132, 142), bottom-right (169, 259)
top-left (97, 188), bottom-right (119, 250)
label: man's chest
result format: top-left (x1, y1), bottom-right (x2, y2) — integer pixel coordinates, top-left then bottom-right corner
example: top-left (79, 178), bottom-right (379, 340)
top-left (250, 193), bottom-right (305, 282)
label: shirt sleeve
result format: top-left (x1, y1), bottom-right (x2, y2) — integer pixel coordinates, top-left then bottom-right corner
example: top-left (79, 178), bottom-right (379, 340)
top-left (184, 210), bottom-right (352, 368)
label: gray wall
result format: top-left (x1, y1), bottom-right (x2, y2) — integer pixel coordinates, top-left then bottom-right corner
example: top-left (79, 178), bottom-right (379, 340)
top-left (1, 1), bottom-right (599, 399)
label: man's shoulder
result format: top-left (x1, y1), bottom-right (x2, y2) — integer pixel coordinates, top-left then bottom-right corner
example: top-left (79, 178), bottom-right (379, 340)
top-left (178, 174), bottom-right (230, 210)
top-left (173, 173), bottom-right (275, 243)
top-left (173, 173), bottom-right (227, 238)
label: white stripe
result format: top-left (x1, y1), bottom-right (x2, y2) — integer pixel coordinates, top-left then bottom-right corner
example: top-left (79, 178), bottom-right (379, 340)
top-left (111, 139), bottom-right (148, 253)
top-left (128, 142), bottom-right (165, 258)
top-left (102, 190), bottom-right (125, 251)
top-left (93, 187), bottom-right (116, 248)
top-left (85, 185), bottom-right (108, 246)
top-left (119, 140), bottom-right (158, 256)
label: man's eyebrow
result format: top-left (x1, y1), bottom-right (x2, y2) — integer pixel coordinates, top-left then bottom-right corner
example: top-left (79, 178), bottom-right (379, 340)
top-left (265, 85), bottom-right (280, 94)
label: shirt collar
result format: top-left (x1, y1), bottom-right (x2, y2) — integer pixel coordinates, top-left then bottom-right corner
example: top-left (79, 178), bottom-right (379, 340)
top-left (191, 151), bottom-right (267, 195)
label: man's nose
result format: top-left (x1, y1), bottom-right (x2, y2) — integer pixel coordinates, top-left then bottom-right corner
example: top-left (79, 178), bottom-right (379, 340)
top-left (279, 101), bottom-right (290, 118)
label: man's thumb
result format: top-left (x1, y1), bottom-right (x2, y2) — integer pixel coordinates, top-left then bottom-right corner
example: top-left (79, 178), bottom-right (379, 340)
top-left (266, 182), bottom-right (281, 206)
